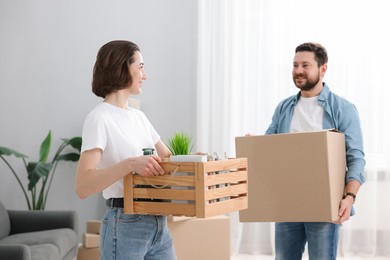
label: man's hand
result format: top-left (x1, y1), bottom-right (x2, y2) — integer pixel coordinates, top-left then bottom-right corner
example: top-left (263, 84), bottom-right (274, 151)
top-left (334, 195), bottom-right (354, 224)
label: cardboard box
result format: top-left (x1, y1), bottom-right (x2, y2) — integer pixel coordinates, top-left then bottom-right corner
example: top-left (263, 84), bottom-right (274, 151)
top-left (168, 216), bottom-right (230, 260)
top-left (167, 215), bottom-right (193, 222)
top-left (86, 220), bottom-right (101, 234)
top-left (123, 158), bottom-right (248, 218)
top-left (235, 130), bottom-right (346, 222)
top-left (83, 233), bottom-right (100, 248)
top-left (77, 245), bottom-right (99, 260)
top-left (79, 218), bottom-right (229, 260)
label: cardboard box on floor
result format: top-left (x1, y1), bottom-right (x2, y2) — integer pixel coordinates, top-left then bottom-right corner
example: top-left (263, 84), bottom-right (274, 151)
top-left (77, 220), bottom-right (101, 260)
top-left (77, 245), bottom-right (99, 260)
top-left (86, 220), bottom-right (101, 234)
top-left (168, 216), bottom-right (230, 260)
top-left (83, 233), bottom-right (100, 249)
top-left (78, 217), bottom-right (230, 260)
top-left (235, 130), bottom-right (346, 222)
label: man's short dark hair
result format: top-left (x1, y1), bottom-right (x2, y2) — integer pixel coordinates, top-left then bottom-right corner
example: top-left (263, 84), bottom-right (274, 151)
top-left (295, 42), bottom-right (328, 67)
top-left (92, 40), bottom-right (140, 98)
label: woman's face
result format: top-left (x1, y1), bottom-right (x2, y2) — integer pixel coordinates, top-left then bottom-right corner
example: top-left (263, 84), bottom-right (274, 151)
top-left (129, 51), bottom-right (147, 95)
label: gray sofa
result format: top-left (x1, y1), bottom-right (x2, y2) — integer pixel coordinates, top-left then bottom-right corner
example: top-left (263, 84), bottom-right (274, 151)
top-left (0, 201), bottom-right (78, 260)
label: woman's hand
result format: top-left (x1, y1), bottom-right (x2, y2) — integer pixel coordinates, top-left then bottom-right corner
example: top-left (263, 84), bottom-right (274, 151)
top-left (75, 149), bottom-right (165, 199)
top-left (129, 155), bottom-right (165, 176)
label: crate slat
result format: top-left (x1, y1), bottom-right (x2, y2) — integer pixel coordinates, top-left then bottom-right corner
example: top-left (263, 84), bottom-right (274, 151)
top-left (203, 158), bottom-right (247, 172)
top-left (202, 196), bottom-right (248, 218)
top-left (160, 162), bottom-right (196, 173)
top-left (204, 183), bottom-right (247, 201)
top-left (134, 202), bottom-right (196, 216)
top-left (134, 188), bottom-right (195, 200)
top-left (195, 162), bottom-right (206, 218)
top-left (204, 170), bottom-right (247, 186)
top-left (124, 171), bottom-right (135, 214)
top-left (133, 175), bottom-right (195, 186)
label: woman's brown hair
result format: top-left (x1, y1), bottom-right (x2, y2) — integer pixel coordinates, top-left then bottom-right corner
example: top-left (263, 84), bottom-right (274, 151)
top-left (92, 40), bottom-right (140, 98)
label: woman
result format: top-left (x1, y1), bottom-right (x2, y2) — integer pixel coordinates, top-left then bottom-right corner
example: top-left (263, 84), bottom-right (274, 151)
top-left (75, 40), bottom-right (176, 260)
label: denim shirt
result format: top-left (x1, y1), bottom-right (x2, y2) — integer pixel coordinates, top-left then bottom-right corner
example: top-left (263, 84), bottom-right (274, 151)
top-left (266, 83), bottom-right (366, 185)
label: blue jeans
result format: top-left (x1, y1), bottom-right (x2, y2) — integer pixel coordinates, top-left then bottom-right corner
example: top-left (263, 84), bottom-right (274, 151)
top-left (100, 207), bottom-right (176, 260)
top-left (275, 222), bottom-right (340, 260)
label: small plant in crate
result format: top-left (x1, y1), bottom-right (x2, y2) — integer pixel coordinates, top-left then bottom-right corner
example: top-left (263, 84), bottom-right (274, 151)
top-left (167, 131), bottom-right (193, 156)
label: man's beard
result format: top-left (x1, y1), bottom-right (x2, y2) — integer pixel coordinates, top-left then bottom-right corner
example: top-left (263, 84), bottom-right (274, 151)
top-left (293, 72), bottom-right (320, 91)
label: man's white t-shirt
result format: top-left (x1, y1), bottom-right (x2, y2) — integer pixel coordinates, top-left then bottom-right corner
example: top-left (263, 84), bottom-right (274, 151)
top-left (290, 96), bottom-right (323, 132)
top-left (81, 102), bottom-right (160, 199)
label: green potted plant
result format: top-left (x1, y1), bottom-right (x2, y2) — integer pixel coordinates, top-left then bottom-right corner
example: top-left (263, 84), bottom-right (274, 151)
top-left (167, 131), bottom-right (193, 156)
top-left (166, 132), bottom-right (206, 162)
top-left (0, 130), bottom-right (81, 210)
top-left (166, 132), bottom-right (206, 204)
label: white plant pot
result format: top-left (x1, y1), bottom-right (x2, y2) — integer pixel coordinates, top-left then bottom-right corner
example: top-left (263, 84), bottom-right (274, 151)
top-left (169, 154), bottom-right (207, 162)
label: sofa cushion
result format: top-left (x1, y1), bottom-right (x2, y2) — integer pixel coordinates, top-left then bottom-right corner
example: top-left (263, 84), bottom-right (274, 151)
top-left (30, 244), bottom-right (61, 260)
top-left (0, 202), bottom-right (10, 240)
top-left (0, 228), bottom-right (77, 259)
top-left (0, 244), bottom-right (31, 260)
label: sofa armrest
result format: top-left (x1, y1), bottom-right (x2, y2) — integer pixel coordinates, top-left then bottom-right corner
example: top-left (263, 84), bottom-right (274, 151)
top-left (7, 210), bottom-right (78, 235)
top-left (0, 244), bottom-right (31, 260)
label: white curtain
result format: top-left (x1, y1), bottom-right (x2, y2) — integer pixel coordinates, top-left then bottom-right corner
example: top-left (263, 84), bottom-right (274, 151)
top-left (197, 0), bottom-right (390, 257)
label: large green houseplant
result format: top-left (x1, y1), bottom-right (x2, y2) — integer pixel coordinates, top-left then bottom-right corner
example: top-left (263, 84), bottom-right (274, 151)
top-left (0, 130), bottom-right (81, 210)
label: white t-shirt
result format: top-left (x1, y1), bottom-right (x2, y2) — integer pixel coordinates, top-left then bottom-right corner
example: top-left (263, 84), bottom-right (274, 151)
top-left (81, 102), bottom-right (160, 199)
top-left (290, 96), bottom-right (323, 133)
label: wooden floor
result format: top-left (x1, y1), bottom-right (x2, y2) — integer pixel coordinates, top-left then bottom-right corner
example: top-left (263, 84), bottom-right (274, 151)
top-left (231, 254), bottom-right (390, 260)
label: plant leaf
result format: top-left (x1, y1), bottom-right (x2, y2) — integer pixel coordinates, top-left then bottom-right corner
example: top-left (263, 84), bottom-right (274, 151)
top-left (167, 132), bottom-right (193, 155)
top-left (67, 137), bottom-right (82, 152)
top-left (27, 162), bottom-right (52, 190)
top-left (0, 146), bottom-right (28, 158)
top-left (39, 131), bottom-right (52, 163)
top-left (56, 153), bottom-right (80, 162)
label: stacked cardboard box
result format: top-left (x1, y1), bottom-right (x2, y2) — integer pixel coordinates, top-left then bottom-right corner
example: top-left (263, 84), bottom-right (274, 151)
top-left (76, 216), bottom-right (230, 260)
top-left (77, 220), bottom-right (100, 260)
top-left (168, 215), bottom-right (230, 260)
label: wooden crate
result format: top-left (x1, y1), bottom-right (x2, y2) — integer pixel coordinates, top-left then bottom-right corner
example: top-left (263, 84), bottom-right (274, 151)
top-left (124, 158), bottom-right (248, 218)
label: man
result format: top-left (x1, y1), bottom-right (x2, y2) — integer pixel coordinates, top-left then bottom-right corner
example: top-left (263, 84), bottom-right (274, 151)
top-left (266, 42), bottom-right (365, 260)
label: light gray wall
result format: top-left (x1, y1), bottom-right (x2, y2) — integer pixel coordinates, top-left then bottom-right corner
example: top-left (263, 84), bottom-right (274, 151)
top-left (0, 0), bottom-right (198, 241)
